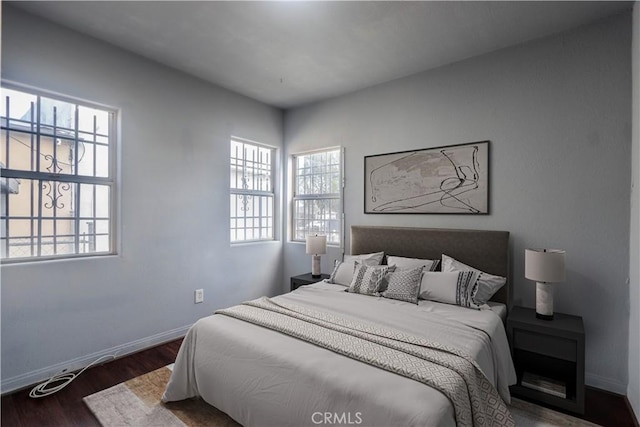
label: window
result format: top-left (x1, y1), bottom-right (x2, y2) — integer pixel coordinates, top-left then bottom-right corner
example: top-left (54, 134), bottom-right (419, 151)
top-left (230, 138), bottom-right (275, 243)
top-left (1, 84), bottom-right (116, 262)
top-left (292, 148), bottom-right (342, 245)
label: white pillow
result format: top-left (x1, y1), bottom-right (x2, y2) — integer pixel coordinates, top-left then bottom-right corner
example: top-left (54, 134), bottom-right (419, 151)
top-left (347, 263), bottom-right (395, 296)
top-left (419, 271), bottom-right (483, 309)
top-left (387, 255), bottom-right (439, 272)
top-left (344, 251), bottom-right (384, 265)
top-left (441, 254), bottom-right (506, 305)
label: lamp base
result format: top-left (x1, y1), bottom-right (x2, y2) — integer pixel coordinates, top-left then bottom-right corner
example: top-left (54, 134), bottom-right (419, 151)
top-left (311, 255), bottom-right (321, 278)
top-left (536, 282), bottom-right (554, 321)
top-left (536, 312), bottom-right (554, 320)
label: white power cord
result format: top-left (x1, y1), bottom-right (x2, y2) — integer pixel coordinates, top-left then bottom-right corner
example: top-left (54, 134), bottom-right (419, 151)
top-left (29, 353), bottom-right (118, 398)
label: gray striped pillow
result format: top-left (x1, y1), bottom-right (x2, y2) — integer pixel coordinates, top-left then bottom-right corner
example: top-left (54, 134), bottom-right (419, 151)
top-left (347, 263), bottom-right (394, 296)
top-left (328, 260), bottom-right (357, 286)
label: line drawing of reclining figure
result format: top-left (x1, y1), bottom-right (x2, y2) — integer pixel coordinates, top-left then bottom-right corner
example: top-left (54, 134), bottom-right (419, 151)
top-left (369, 145), bottom-right (485, 213)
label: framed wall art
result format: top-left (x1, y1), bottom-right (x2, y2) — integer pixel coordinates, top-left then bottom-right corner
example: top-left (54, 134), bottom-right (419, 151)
top-left (364, 140), bottom-right (489, 214)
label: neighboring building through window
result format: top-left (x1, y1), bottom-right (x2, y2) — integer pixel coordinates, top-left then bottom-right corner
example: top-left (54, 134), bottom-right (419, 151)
top-left (292, 148), bottom-right (342, 245)
top-left (1, 84), bottom-right (116, 261)
top-left (230, 138), bottom-right (275, 243)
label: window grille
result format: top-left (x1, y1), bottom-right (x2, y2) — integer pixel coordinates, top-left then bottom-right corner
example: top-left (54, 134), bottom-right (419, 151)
top-left (230, 138), bottom-right (275, 243)
top-left (292, 148), bottom-right (342, 245)
top-left (1, 84), bottom-right (116, 261)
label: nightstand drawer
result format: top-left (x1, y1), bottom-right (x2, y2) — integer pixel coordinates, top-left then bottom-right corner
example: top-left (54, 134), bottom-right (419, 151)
top-left (513, 329), bottom-right (576, 362)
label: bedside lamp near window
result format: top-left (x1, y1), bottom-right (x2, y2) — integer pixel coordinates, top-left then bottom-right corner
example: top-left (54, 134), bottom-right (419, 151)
top-left (306, 235), bottom-right (327, 278)
top-left (525, 248), bottom-right (566, 320)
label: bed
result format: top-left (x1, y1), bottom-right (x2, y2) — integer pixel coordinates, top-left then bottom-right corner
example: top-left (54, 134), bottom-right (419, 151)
top-left (163, 226), bottom-right (517, 426)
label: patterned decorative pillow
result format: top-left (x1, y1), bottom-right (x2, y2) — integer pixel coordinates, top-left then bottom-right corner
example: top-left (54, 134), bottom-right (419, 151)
top-left (386, 255), bottom-right (439, 272)
top-left (347, 263), bottom-right (394, 296)
top-left (381, 266), bottom-right (425, 304)
top-left (418, 271), bottom-right (483, 309)
top-left (441, 254), bottom-right (506, 305)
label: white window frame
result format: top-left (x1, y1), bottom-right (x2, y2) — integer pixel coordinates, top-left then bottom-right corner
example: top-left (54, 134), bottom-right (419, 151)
top-left (291, 147), bottom-right (344, 247)
top-left (1, 82), bottom-right (117, 263)
top-left (230, 137), bottom-right (276, 244)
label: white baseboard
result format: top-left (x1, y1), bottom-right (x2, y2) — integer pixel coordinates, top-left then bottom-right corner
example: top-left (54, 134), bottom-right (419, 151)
top-left (586, 371), bottom-right (628, 395)
top-left (0, 324), bottom-right (191, 395)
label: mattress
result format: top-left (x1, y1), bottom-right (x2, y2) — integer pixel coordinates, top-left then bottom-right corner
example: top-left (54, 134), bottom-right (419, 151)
top-left (487, 301), bottom-right (508, 322)
top-left (163, 282), bottom-right (516, 427)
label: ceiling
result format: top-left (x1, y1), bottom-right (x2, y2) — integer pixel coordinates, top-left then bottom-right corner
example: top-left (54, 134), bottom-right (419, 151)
top-left (9, 1), bottom-right (633, 109)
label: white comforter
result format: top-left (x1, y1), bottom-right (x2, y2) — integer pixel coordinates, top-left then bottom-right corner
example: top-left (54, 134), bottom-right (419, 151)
top-left (163, 282), bottom-right (516, 427)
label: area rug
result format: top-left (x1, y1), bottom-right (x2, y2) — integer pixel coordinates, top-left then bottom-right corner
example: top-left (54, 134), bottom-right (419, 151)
top-left (83, 365), bottom-right (600, 426)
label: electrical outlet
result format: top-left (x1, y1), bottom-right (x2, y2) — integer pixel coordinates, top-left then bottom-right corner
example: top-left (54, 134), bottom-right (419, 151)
top-left (194, 289), bottom-right (204, 304)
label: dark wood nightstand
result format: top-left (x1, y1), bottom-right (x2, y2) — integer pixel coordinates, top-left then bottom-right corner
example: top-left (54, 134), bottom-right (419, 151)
top-left (507, 306), bottom-right (585, 414)
top-left (290, 273), bottom-right (330, 291)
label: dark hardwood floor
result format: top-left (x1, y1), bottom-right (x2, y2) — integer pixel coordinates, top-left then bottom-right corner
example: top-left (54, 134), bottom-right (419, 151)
top-left (1, 338), bottom-right (637, 426)
top-left (1, 339), bottom-right (182, 427)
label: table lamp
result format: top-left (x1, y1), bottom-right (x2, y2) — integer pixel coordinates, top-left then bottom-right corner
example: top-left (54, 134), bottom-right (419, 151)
top-left (525, 248), bottom-right (566, 320)
top-left (306, 234), bottom-right (327, 278)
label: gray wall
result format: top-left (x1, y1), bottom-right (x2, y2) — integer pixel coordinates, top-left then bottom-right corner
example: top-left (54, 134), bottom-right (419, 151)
top-left (629, 2), bottom-right (639, 420)
top-left (2, 3), bottom-right (636, 403)
top-left (1, 7), bottom-right (284, 393)
top-left (284, 13), bottom-right (632, 393)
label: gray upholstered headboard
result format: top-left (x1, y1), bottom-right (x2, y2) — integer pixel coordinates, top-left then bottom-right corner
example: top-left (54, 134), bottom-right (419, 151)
top-left (350, 226), bottom-right (511, 306)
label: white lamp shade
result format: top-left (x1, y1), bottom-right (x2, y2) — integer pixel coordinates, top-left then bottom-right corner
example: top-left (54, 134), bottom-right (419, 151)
top-left (525, 249), bottom-right (566, 283)
top-left (306, 235), bottom-right (327, 255)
